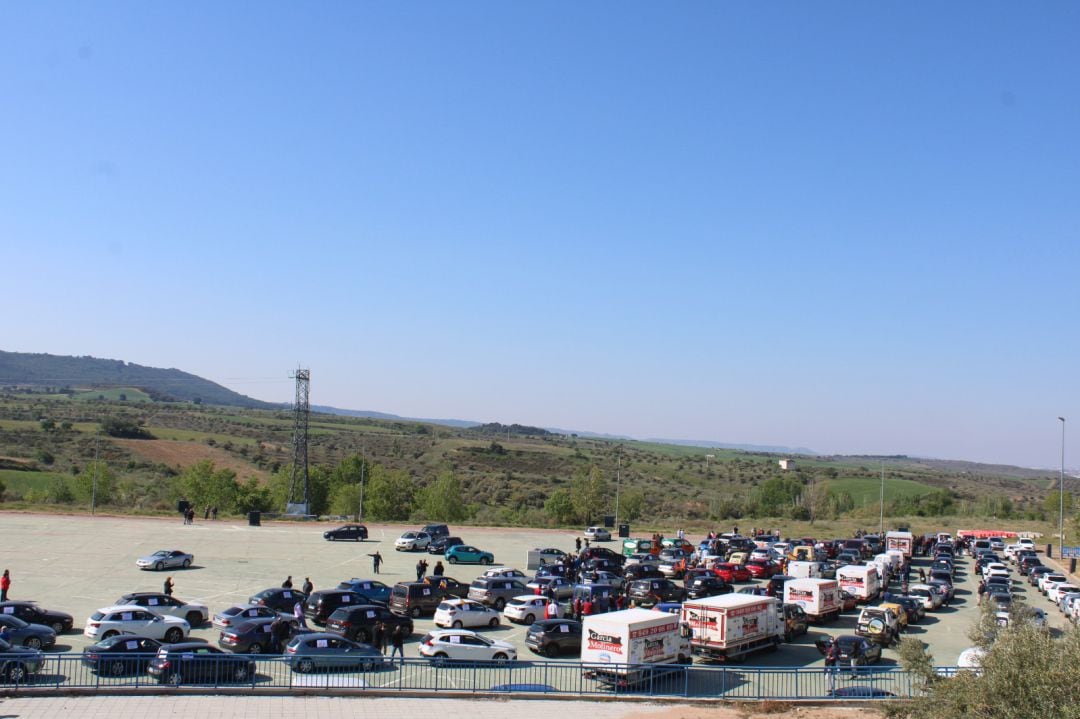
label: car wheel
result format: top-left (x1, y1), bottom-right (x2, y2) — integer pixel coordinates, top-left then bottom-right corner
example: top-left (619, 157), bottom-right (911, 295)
top-left (186, 612), bottom-right (203, 627)
top-left (524, 614), bottom-right (535, 625)
top-left (6, 663), bottom-right (27, 683)
top-left (448, 557), bottom-right (458, 564)
top-left (165, 628), bottom-right (184, 643)
top-left (489, 617), bottom-right (500, 628)
top-left (296, 658), bottom-right (315, 674)
top-left (410, 607), bottom-right (422, 619)
top-left (492, 652), bottom-right (508, 663)
top-left (432, 652), bottom-right (448, 666)
top-left (494, 598), bottom-right (506, 611)
top-left (545, 644), bottom-right (560, 658)
top-left (480, 557), bottom-right (491, 565)
top-left (248, 643), bottom-right (263, 654)
top-left (167, 671), bottom-right (183, 685)
top-left (51, 621), bottom-right (65, 634)
top-left (108, 659), bottom-right (126, 676)
top-left (155, 562), bottom-right (164, 571)
top-left (232, 664), bottom-right (250, 682)
top-left (23, 637), bottom-right (42, 649)
top-left (102, 630), bottom-right (118, 640)
top-left (452, 620), bottom-right (463, 629)
top-left (356, 629), bottom-right (370, 643)
top-left (182, 559), bottom-right (191, 569)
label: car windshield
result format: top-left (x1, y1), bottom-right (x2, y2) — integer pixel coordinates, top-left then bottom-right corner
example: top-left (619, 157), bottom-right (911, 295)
top-left (152, 551), bottom-right (169, 557)
top-left (2, 616), bottom-right (28, 628)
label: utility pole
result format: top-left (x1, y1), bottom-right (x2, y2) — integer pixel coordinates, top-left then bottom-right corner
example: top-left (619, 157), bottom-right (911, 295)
top-left (1059, 417), bottom-right (1066, 550)
top-left (358, 443), bottom-right (367, 522)
top-left (614, 454), bottom-right (622, 528)
top-left (91, 437), bottom-right (100, 516)
top-left (879, 461), bottom-right (885, 535)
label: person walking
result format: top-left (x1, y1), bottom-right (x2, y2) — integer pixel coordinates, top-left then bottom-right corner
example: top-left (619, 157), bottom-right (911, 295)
top-left (163, 577), bottom-right (174, 597)
top-left (372, 621), bottom-right (386, 653)
top-left (389, 624), bottom-right (405, 664)
top-left (204, 505), bottom-right (210, 520)
top-left (1, 570), bottom-right (11, 601)
top-left (415, 560), bottom-right (424, 582)
top-left (302, 577), bottom-right (313, 596)
top-left (294, 600), bottom-right (307, 628)
top-left (369, 552), bottom-right (383, 574)
top-left (378, 621), bottom-right (390, 655)
top-left (573, 596), bottom-right (583, 622)
top-left (824, 639), bottom-right (839, 693)
top-left (282, 575), bottom-right (293, 589)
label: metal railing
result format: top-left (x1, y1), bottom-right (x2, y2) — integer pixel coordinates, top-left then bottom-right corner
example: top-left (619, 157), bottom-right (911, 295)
top-left (0, 653), bottom-right (931, 699)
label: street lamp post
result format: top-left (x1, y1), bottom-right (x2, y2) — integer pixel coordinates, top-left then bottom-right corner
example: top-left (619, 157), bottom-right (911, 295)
top-left (1059, 417), bottom-right (1066, 553)
top-left (879, 461), bottom-right (885, 536)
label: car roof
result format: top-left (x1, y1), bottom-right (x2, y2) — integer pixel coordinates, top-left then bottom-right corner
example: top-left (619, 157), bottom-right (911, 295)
top-left (97, 605), bottom-right (154, 613)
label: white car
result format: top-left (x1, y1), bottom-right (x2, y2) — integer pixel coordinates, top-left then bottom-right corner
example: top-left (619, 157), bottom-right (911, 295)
top-left (956, 647), bottom-right (986, 674)
top-left (1048, 583), bottom-right (1079, 604)
top-left (749, 548), bottom-right (772, 562)
top-left (584, 527), bottom-right (611, 542)
top-left (395, 531), bottom-right (432, 551)
top-left (1016, 538), bottom-right (1036, 551)
top-left (482, 567), bottom-right (529, 580)
top-left (502, 595), bottom-right (562, 625)
top-left (908, 584), bottom-right (943, 610)
top-left (1004, 544), bottom-right (1022, 560)
top-left (84, 605), bottom-right (189, 643)
top-left (982, 564), bottom-right (1010, 581)
top-left (433, 599), bottom-right (501, 629)
top-left (1039, 573), bottom-right (1067, 594)
top-left (530, 548), bottom-right (568, 565)
top-left (623, 553), bottom-right (660, 568)
top-left (115, 592), bottom-right (208, 626)
top-left (419, 629), bottom-right (517, 663)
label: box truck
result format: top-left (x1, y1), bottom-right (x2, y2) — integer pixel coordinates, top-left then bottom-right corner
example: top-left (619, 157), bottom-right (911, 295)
top-left (782, 578), bottom-right (841, 623)
top-left (885, 531), bottom-right (914, 559)
top-left (580, 608), bottom-right (691, 688)
top-left (681, 594), bottom-right (783, 661)
top-left (837, 564), bottom-right (881, 603)
top-left (788, 560), bottom-right (823, 579)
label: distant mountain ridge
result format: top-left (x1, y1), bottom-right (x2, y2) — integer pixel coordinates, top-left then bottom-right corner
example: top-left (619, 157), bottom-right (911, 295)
top-left (0, 350), bottom-right (277, 409)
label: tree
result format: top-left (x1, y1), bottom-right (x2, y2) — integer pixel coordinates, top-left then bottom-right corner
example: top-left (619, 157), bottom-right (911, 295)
top-left (71, 461), bottom-right (116, 505)
top-left (1044, 490), bottom-right (1074, 519)
top-left (620, 490), bottom-right (647, 522)
top-left (174, 460), bottom-right (239, 512)
top-left (571, 466), bottom-right (609, 525)
top-left (364, 467), bottom-right (415, 521)
top-left (328, 481), bottom-right (363, 518)
top-left (417, 472), bottom-right (469, 522)
top-left (544, 489), bottom-right (575, 525)
top-left (100, 417), bottom-right (153, 439)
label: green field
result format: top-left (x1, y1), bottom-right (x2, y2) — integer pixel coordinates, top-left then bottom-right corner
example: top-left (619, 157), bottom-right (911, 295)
top-left (826, 476), bottom-right (936, 506)
top-left (0, 469), bottom-right (69, 494)
top-left (144, 427), bottom-right (260, 445)
top-left (72, 387), bottom-right (153, 402)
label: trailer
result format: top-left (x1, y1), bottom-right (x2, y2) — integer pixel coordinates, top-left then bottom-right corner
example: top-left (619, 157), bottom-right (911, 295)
top-left (885, 531), bottom-right (914, 559)
top-left (681, 594), bottom-right (783, 661)
top-left (837, 564), bottom-right (881, 603)
top-left (782, 578), bottom-right (840, 623)
top-left (580, 608), bottom-right (691, 688)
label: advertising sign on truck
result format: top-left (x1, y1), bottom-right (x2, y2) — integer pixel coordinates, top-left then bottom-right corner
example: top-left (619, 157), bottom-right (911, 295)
top-left (837, 564), bottom-right (881, 602)
top-left (680, 594), bottom-right (783, 661)
top-left (885, 531), bottom-right (914, 559)
top-left (580, 608), bottom-right (691, 688)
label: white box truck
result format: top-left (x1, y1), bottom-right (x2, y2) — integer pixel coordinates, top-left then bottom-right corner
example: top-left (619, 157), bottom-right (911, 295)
top-left (581, 608), bottom-right (691, 688)
top-left (837, 564), bottom-right (881, 603)
top-left (681, 594), bottom-right (783, 661)
top-left (885, 531), bottom-right (914, 559)
top-left (782, 578), bottom-right (841, 623)
top-left (788, 560), bottom-right (823, 579)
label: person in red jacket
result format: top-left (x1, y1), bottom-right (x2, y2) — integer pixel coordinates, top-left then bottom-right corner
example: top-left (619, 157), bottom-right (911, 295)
top-left (582, 598), bottom-right (594, 616)
top-left (0, 570), bottom-right (9, 602)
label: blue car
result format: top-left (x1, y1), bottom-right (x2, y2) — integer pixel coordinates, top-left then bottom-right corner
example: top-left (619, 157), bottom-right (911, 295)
top-left (336, 579), bottom-right (392, 604)
top-left (445, 545), bottom-right (494, 565)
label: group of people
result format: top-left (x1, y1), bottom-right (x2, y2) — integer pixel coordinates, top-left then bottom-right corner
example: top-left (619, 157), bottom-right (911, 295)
top-left (178, 501), bottom-right (219, 524)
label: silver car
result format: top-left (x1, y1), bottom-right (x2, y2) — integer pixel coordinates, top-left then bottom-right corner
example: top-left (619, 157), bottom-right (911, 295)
top-left (136, 550), bottom-right (194, 571)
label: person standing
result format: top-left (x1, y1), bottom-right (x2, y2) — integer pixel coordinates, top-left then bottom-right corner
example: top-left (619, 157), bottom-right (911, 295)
top-left (270, 617), bottom-right (289, 653)
top-left (433, 561), bottom-right (444, 577)
top-left (369, 552), bottom-right (383, 574)
top-left (293, 600), bottom-right (307, 628)
top-left (825, 640), bottom-right (838, 693)
top-left (575, 537), bottom-right (582, 552)
top-left (163, 577), bottom-right (174, 597)
top-left (282, 575), bottom-right (293, 589)
top-left (1, 570), bottom-right (10, 601)
top-left (211, 506), bottom-right (218, 520)
top-left (302, 577), bottom-right (314, 596)
top-left (204, 505), bottom-right (210, 520)
top-left (573, 596), bottom-right (583, 622)
top-left (415, 560), bottom-right (424, 582)
top-left (372, 621), bottom-right (385, 653)
top-left (389, 623), bottom-right (405, 664)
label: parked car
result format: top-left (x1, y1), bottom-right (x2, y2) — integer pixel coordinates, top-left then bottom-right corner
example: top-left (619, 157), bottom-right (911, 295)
top-left (584, 527), bottom-right (611, 542)
top-left (434, 599), bottom-right (502, 629)
top-left (623, 564), bottom-right (665, 582)
top-left (81, 634), bottom-right (163, 675)
top-left (579, 547), bottom-right (624, 564)
top-left (0, 637), bottom-right (44, 683)
top-left (838, 590), bottom-right (859, 612)
top-left (525, 576), bottom-right (574, 600)
top-left (445, 545), bottom-right (495, 565)
top-left (482, 567), bottom-right (529, 580)
top-left (579, 570), bottom-right (625, 590)
top-left (285, 633), bottom-right (385, 673)
top-left (116, 593), bottom-right (208, 626)
top-left (212, 604), bottom-right (281, 631)
top-left (248, 588), bottom-right (308, 614)
top-left (816, 635), bottom-right (882, 666)
top-left (304, 590), bottom-right (364, 625)
top-left (147, 643), bottom-right (255, 684)
top-left (388, 582), bottom-right (443, 618)
top-left (855, 606), bottom-right (900, 645)
top-left (422, 524), bottom-right (451, 539)
top-left (0, 601), bottom-right (74, 634)
top-left (1028, 566), bottom-right (1054, 586)
top-left (84, 606), bottom-right (189, 643)
top-left (427, 536), bottom-right (465, 555)
top-left (782, 604), bottom-right (809, 642)
top-left (503, 596), bottom-right (562, 625)
top-left (325, 604), bottom-right (413, 643)
top-left (766, 575), bottom-right (796, 598)
top-left (525, 619), bottom-right (582, 658)
top-left (218, 616), bottom-right (301, 654)
top-left (0, 615), bottom-right (56, 649)
top-left (712, 562), bottom-right (751, 583)
top-left (908, 584), bottom-right (943, 611)
top-left (323, 524), bottom-right (368, 541)
top-left (395, 531), bottom-right (432, 551)
top-left (467, 577), bottom-right (529, 611)
top-left (335, 579), bottom-right (392, 605)
top-left (136, 549), bottom-right (193, 571)
top-left (422, 575), bottom-right (470, 599)
top-left (745, 559), bottom-right (781, 579)
top-left (418, 629), bottom-right (516, 663)
top-left (627, 579), bottom-right (686, 607)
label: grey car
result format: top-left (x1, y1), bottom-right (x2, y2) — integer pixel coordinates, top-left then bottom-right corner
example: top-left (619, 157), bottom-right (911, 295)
top-left (284, 632), bottom-right (386, 673)
top-left (0, 615), bottom-right (56, 650)
top-left (136, 550), bottom-right (194, 571)
top-left (467, 577), bottom-right (529, 611)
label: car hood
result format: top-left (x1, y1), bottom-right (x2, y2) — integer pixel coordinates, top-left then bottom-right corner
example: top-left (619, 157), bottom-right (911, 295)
top-left (4, 645), bottom-right (43, 659)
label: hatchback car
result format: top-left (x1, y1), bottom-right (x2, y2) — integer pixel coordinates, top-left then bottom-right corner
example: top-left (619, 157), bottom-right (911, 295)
top-left (395, 531), bottom-right (432, 551)
top-left (427, 536), bottom-right (465, 555)
top-left (323, 524), bottom-right (368, 542)
top-left (212, 604), bottom-right (282, 631)
top-left (84, 606), bottom-right (189, 643)
top-left (627, 579), bottom-right (686, 607)
top-left (0, 614), bottom-right (56, 649)
top-left (445, 545), bottom-right (494, 565)
top-left (218, 616), bottom-right (301, 654)
top-left (116, 593), bottom-right (208, 627)
top-left (325, 605), bottom-right (413, 643)
top-left (482, 567), bottom-right (529, 580)
top-left (503, 596), bottom-right (562, 625)
top-left (712, 563), bottom-right (751, 583)
top-left (418, 629), bottom-right (516, 663)
top-left (304, 590), bottom-right (364, 625)
top-left (745, 560), bottom-right (781, 579)
top-left (525, 576), bottom-right (574, 600)
top-left (147, 643), bottom-right (255, 685)
top-left (817, 635), bottom-right (882, 666)
top-left (81, 634), bottom-right (163, 675)
top-left (0, 601), bottom-right (74, 634)
top-left (0, 637), bottom-right (44, 683)
top-left (584, 527), bottom-right (611, 542)
top-left (525, 619), bottom-right (582, 657)
top-left (136, 549), bottom-right (193, 571)
top-left (285, 633), bottom-right (385, 673)
top-left (434, 599), bottom-right (502, 629)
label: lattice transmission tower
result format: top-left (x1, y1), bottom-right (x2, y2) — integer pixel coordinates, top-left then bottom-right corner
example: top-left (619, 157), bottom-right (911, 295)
top-left (285, 368), bottom-right (310, 515)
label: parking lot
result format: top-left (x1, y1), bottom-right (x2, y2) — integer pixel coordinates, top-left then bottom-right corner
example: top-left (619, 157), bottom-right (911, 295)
top-left (1, 512), bottom-right (1073, 672)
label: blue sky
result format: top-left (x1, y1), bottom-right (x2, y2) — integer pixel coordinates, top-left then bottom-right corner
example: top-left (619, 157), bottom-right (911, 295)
top-left (2, 3), bottom-right (1078, 467)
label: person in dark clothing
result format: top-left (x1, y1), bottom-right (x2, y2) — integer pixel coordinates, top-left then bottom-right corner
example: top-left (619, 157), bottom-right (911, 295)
top-left (270, 617), bottom-right (291, 653)
top-left (211, 506), bottom-right (218, 520)
top-left (0, 570), bottom-right (9, 602)
top-left (372, 621), bottom-right (385, 654)
top-left (389, 624), bottom-right (405, 664)
top-left (302, 578), bottom-right (313, 595)
top-left (415, 561), bottom-right (424, 582)
top-left (163, 577), bottom-right (174, 597)
top-left (824, 640), bottom-right (839, 692)
top-left (369, 552), bottom-right (383, 574)
top-left (282, 576), bottom-right (293, 589)
top-left (575, 537), bottom-right (582, 552)
top-left (433, 561), bottom-right (444, 577)
top-left (204, 505), bottom-right (210, 520)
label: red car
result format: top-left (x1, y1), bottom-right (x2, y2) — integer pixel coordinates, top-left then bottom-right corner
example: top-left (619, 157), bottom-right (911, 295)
top-left (745, 559), bottom-right (781, 579)
top-left (712, 562), bottom-right (752, 583)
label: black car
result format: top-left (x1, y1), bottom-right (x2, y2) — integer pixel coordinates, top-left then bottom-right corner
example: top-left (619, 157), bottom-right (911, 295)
top-left (147, 643), bottom-right (256, 685)
top-left (304, 590), bottom-right (365, 625)
top-left (685, 576), bottom-right (732, 600)
top-left (248, 588), bottom-right (308, 613)
top-left (325, 604), bottom-right (413, 643)
top-left (323, 524), bottom-right (368, 542)
top-left (766, 575), bottom-right (796, 598)
top-left (0, 601), bottom-right (74, 634)
top-left (1019, 556), bottom-right (1043, 575)
top-left (81, 635), bottom-right (163, 675)
top-left (525, 619), bottom-right (582, 658)
top-left (579, 547), bottom-right (624, 564)
top-left (816, 634), bottom-right (882, 665)
top-left (582, 557), bottom-right (624, 575)
top-left (627, 579), bottom-right (685, 607)
top-left (422, 575), bottom-right (470, 599)
top-left (218, 617), bottom-right (304, 654)
top-left (623, 565), bottom-right (664, 582)
top-left (427, 536), bottom-right (464, 555)
top-left (421, 523), bottom-right (450, 539)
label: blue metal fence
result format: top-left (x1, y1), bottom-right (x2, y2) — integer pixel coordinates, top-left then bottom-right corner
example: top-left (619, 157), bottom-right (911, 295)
top-left (0, 654), bottom-right (930, 700)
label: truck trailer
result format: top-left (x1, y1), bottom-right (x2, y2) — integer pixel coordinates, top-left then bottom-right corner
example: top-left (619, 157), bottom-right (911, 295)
top-left (580, 608), bottom-right (691, 688)
top-left (681, 594), bottom-right (783, 661)
top-left (782, 578), bottom-right (841, 623)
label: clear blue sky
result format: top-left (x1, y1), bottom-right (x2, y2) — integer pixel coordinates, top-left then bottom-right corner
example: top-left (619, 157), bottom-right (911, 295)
top-left (2, 3), bottom-right (1078, 468)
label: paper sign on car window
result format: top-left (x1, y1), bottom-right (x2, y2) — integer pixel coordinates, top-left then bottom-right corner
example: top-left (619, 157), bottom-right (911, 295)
top-left (342, 596), bottom-right (351, 603)
top-left (317, 639), bottom-right (328, 648)
top-left (559, 625), bottom-right (569, 633)
top-left (449, 635), bottom-right (460, 643)
top-left (122, 613), bottom-right (133, 621)
top-left (366, 611), bottom-right (376, 618)
top-left (283, 592), bottom-right (292, 598)
top-left (423, 588), bottom-right (430, 595)
top-left (2, 607), bottom-right (13, 614)
top-left (126, 640), bottom-right (139, 649)
top-left (149, 598), bottom-right (158, 605)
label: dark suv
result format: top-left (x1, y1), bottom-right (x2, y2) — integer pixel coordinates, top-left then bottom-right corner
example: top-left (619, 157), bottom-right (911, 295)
top-left (388, 582), bottom-right (443, 617)
top-left (686, 575), bottom-right (732, 600)
top-left (248, 588), bottom-right (307, 614)
top-left (467, 577), bottom-right (529, 610)
top-left (427, 536), bottom-right (464, 555)
top-left (525, 619), bottom-right (582, 658)
top-left (422, 524), bottom-right (450, 539)
top-left (627, 579), bottom-right (685, 607)
top-left (325, 604), bottom-right (413, 643)
top-left (304, 590), bottom-right (363, 625)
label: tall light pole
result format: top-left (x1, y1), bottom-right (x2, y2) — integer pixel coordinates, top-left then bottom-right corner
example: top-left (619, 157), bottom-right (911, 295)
top-left (614, 455), bottom-right (622, 527)
top-left (1059, 417), bottom-right (1066, 552)
top-left (879, 461), bottom-right (885, 536)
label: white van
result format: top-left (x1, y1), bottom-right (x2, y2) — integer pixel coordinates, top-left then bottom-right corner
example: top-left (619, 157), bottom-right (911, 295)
top-left (837, 564), bottom-right (881, 602)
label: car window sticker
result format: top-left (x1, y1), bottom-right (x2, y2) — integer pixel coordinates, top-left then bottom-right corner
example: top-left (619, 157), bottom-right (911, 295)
top-left (366, 611), bottom-right (376, 618)
top-left (126, 640), bottom-right (139, 649)
top-left (122, 613), bottom-right (133, 621)
top-left (559, 625), bottom-right (569, 633)
top-left (449, 635), bottom-right (460, 643)
top-left (149, 598), bottom-right (158, 605)
top-left (317, 639), bottom-right (328, 648)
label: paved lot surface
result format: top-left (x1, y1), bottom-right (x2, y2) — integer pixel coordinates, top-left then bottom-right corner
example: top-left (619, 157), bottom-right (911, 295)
top-left (0, 511), bottom-right (1072, 669)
